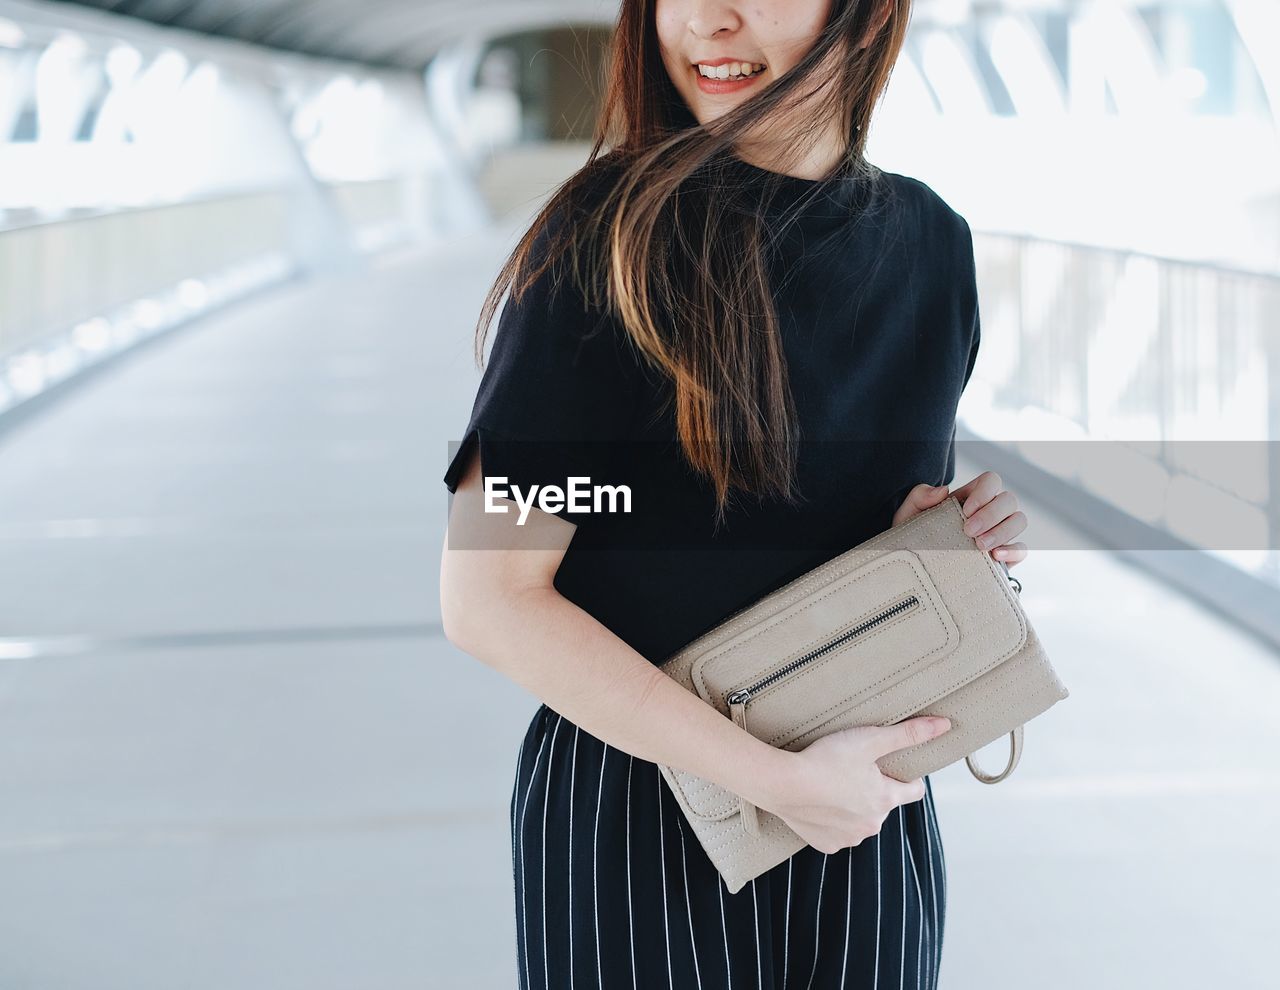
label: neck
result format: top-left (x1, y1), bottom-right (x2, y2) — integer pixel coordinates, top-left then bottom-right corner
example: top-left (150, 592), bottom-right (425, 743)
top-left (732, 124), bottom-right (850, 181)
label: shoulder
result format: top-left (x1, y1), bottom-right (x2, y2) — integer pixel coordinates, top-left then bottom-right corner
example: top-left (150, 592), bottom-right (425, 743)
top-left (871, 170), bottom-right (977, 295)
top-left (876, 170), bottom-right (973, 249)
top-left (540, 152), bottom-right (630, 237)
top-left (518, 152), bottom-right (629, 300)
top-left (496, 155), bottom-right (649, 381)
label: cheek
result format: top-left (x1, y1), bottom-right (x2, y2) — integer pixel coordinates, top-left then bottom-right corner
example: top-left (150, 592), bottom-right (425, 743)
top-left (654, 25), bottom-right (680, 76)
top-left (653, 0), bottom-right (684, 51)
top-left (753, 0), bottom-right (829, 66)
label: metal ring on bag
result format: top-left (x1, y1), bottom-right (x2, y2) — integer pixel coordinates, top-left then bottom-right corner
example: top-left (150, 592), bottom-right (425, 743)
top-left (965, 726), bottom-right (1024, 784)
top-left (997, 558), bottom-right (1022, 595)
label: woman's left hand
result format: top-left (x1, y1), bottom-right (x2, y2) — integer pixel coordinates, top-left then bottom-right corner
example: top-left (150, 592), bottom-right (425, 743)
top-left (891, 471), bottom-right (1028, 568)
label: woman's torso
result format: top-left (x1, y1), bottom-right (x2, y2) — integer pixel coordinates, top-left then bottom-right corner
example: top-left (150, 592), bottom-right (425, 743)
top-left (554, 162), bottom-right (980, 665)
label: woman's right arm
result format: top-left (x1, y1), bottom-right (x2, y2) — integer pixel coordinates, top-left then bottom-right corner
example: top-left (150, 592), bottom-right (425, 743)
top-left (439, 448), bottom-right (951, 853)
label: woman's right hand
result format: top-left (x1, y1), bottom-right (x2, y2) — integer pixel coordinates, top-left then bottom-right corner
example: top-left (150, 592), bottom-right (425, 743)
top-left (760, 716), bottom-right (953, 854)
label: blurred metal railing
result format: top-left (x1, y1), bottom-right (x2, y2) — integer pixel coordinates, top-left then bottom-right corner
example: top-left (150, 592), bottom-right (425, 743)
top-left (0, 175), bottom-right (433, 419)
top-left (971, 232), bottom-right (1280, 583)
top-left (0, 175), bottom-right (430, 362)
top-left (0, 191), bottom-right (292, 358)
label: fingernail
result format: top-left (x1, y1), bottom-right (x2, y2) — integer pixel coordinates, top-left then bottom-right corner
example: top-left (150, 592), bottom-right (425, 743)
top-left (934, 717), bottom-right (951, 730)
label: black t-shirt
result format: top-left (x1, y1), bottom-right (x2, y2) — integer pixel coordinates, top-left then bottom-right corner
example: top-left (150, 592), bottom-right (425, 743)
top-left (443, 156), bottom-right (980, 666)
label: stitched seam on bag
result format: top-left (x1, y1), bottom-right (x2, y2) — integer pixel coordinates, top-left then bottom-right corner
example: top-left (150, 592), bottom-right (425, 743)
top-left (697, 652), bottom-right (1058, 856)
top-left (878, 656), bottom-right (1053, 770)
top-left (755, 598), bottom-right (955, 747)
top-left (698, 676), bottom-right (1050, 881)
top-left (838, 518), bottom-right (1029, 735)
top-left (701, 813), bottom-right (795, 855)
top-left (664, 765), bottom-right (740, 820)
top-left (681, 774), bottom-right (738, 813)
top-left (753, 612), bottom-right (933, 746)
top-left (878, 582), bottom-right (1027, 729)
top-left (673, 784), bottom-right (736, 819)
top-left (788, 637), bottom-right (1058, 761)
top-left (749, 602), bottom-right (918, 706)
top-left (691, 807), bottom-right (789, 851)
top-left (693, 555), bottom-right (927, 701)
top-left (677, 783), bottom-right (737, 819)
top-left (710, 593), bottom-right (918, 709)
top-left (680, 653), bottom-right (1063, 866)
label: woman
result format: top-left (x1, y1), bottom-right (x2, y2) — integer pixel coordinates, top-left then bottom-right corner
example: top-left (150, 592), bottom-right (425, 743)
top-left (440, 0), bottom-right (1028, 987)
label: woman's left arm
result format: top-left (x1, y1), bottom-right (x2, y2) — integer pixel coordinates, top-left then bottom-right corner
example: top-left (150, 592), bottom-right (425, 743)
top-left (892, 472), bottom-right (1028, 567)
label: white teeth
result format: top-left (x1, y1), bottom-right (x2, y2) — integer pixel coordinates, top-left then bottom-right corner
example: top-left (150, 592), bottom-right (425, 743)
top-left (697, 62), bottom-right (765, 80)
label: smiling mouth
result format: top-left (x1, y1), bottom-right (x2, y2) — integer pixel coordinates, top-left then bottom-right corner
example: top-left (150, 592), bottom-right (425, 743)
top-left (692, 61), bottom-right (768, 82)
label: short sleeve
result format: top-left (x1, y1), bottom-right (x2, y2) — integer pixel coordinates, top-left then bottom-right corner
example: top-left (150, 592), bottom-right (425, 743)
top-left (442, 204), bottom-right (645, 525)
top-left (960, 291), bottom-right (981, 392)
top-left (943, 218), bottom-right (981, 486)
top-left (954, 213), bottom-right (981, 393)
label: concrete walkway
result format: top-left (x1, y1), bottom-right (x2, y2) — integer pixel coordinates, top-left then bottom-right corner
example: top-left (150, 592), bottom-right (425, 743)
top-left (0, 227), bottom-right (1275, 989)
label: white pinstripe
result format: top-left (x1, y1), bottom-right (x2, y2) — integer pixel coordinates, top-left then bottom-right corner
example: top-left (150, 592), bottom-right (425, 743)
top-left (593, 744), bottom-right (608, 990)
top-left (924, 784), bottom-right (946, 978)
top-left (518, 722), bottom-right (550, 989)
top-left (898, 807), bottom-right (906, 990)
top-left (752, 878), bottom-right (763, 990)
top-left (933, 789), bottom-right (948, 902)
top-left (567, 725), bottom-right (580, 990)
top-left (840, 847), bottom-right (852, 990)
top-left (805, 853), bottom-right (829, 990)
top-left (783, 858), bottom-right (793, 987)
top-left (542, 713), bottom-right (564, 990)
top-left (873, 833), bottom-right (881, 989)
top-left (658, 769), bottom-right (674, 990)
top-left (717, 864), bottom-right (733, 989)
top-left (924, 787), bottom-right (946, 903)
top-left (676, 815), bottom-right (705, 989)
top-left (626, 756), bottom-right (638, 990)
top-left (902, 807), bottom-right (925, 990)
top-left (921, 786), bottom-right (940, 989)
top-left (512, 729), bottom-right (530, 989)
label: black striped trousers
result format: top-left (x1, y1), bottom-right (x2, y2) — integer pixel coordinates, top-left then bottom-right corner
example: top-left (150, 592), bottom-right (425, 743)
top-left (510, 703), bottom-right (947, 990)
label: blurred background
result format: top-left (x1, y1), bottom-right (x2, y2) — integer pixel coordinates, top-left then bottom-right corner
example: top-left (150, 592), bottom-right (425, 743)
top-left (0, 0), bottom-right (1277, 987)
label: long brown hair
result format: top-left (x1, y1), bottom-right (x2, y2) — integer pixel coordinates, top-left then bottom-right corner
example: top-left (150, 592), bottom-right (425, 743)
top-left (472, 0), bottom-right (911, 529)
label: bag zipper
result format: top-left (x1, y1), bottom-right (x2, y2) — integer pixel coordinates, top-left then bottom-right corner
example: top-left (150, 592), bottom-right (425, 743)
top-left (725, 594), bottom-right (921, 732)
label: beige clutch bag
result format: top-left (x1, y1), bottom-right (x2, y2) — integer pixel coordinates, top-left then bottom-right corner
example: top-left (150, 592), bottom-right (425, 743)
top-left (655, 494), bottom-right (1069, 895)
